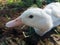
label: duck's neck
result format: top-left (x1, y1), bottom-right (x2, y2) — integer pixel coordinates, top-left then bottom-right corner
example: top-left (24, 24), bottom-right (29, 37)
top-left (34, 27), bottom-right (52, 36)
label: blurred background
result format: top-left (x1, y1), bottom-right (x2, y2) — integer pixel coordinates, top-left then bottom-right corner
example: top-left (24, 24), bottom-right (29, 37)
top-left (0, 0), bottom-right (60, 45)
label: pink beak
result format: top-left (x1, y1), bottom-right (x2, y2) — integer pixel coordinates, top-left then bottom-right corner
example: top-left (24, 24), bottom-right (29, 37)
top-left (6, 18), bottom-right (23, 27)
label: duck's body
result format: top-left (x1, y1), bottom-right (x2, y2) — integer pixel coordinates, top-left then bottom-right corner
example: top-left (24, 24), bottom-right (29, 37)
top-left (6, 2), bottom-right (60, 36)
top-left (43, 2), bottom-right (60, 27)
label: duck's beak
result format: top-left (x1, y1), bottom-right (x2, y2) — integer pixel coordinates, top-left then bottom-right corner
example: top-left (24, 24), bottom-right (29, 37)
top-left (6, 18), bottom-right (23, 27)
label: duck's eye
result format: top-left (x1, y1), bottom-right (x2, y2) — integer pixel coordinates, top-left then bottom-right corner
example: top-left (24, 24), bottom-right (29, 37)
top-left (29, 15), bottom-right (34, 18)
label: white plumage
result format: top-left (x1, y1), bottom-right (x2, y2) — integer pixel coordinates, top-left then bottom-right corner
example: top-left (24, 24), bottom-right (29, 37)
top-left (6, 2), bottom-right (60, 36)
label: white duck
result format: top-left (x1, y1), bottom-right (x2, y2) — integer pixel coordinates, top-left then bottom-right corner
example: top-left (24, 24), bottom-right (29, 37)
top-left (6, 2), bottom-right (60, 36)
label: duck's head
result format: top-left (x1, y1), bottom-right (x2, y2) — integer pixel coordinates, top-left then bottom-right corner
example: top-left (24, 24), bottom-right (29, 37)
top-left (6, 8), bottom-right (53, 34)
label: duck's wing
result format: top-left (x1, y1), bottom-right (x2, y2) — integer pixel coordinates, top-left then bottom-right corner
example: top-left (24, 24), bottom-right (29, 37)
top-left (52, 5), bottom-right (60, 18)
top-left (43, 2), bottom-right (60, 27)
top-left (52, 8), bottom-right (60, 18)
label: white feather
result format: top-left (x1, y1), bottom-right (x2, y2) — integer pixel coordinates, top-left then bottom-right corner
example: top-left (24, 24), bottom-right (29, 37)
top-left (43, 2), bottom-right (60, 27)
